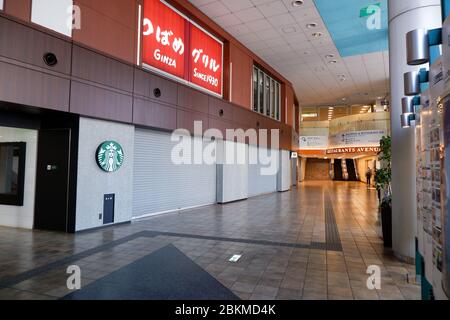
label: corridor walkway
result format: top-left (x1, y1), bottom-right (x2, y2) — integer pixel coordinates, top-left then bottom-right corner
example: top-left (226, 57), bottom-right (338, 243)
top-left (0, 182), bottom-right (419, 300)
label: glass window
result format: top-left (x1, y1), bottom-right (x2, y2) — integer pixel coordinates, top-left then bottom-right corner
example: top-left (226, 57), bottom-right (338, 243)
top-left (252, 66), bottom-right (281, 120)
top-left (275, 83), bottom-right (280, 120)
top-left (270, 79), bottom-right (275, 118)
top-left (0, 142), bottom-right (26, 206)
top-left (253, 68), bottom-right (258, 112)
top-left (265, 75), bottom-right (270, 117)
top-left (258, 70), bottom-right (264, 114)
top-left (0, 0), bottom-right (4, 10)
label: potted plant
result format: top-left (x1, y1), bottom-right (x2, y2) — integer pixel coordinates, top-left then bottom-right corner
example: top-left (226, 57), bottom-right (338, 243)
top-left (375, 136), bottom-right (392, 248)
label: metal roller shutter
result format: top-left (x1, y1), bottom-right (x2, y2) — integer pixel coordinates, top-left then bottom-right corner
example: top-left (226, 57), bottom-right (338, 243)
top-left (248, 145), bottom-right (278, 197)
top-left (133, 129), bottom-right (216, 218)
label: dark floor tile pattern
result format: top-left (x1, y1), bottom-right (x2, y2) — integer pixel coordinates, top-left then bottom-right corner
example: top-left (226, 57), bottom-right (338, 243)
top-left (324, 194), bottom-right (343, 252)
top-left (0, 231), bottom-right (148, 289)
top-left (63, 245), bottom-right (239, 300)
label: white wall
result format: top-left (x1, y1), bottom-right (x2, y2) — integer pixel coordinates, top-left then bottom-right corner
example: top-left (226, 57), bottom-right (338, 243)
top-left (0, 127), bottom-right (37, 229)
top-left (31, 0), bottom-right (73, 37)
top-left (216, 140), bottom-right (248, 203)
top-left (75, 118), bottom-right (134, 231)
top-left (277, 150), bottom-right (291, 192)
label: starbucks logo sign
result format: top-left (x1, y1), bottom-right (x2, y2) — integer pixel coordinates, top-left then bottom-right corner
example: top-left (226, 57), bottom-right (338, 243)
top-left (96, 141), bottom-right (124, 172)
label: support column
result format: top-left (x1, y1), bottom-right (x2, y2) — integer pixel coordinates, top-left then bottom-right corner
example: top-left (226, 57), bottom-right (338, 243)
top-left (389, 0), bottom-right (442, 260)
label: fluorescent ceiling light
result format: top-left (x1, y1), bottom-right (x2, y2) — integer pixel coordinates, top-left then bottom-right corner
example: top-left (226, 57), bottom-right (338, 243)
top-left (302, 113), bottom-right (318, 118)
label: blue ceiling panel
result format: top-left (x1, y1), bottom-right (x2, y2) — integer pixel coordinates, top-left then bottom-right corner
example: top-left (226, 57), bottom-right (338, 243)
top-left (313, 0), bottom-right (388, 57)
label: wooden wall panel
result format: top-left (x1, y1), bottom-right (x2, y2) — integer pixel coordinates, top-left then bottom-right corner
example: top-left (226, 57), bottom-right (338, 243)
top-left (285, 85), bottom-right (294, 126)
top-left (133, 97), bottom-right (177, 130)
top-left (232, 106), bottom-right (257, 130)
top-left (3, 0), bottom-right (31, 22)
top-left (177, 109), bottom-right (209, 134)
top-left (73, 0), bottom-right (137, 64)
top-left (208, 96), bottom-right (233, 122)
top-left (0, 17), bottom-right (72, 75)
top-left (0, 61), bottom-right (70, 112)
top-left (72, 45), bottom-right (134, 92)
top-left (148, 73), bottom-right (178, 106)
top-left (209, 117), bottom-right (235, 138)
top-left (133, 68), bottom-right (151, 98)
top-left (70, 81), bottom-right (133, 122)
top-left (177, 85), bottom-right (208, 114)
top-left (0, 15), bottom-right (296, 151)
top-left (229, 43), bottom-right (252, 109)
top-left (134, 68), bottom-right (179, 106)
top-left (305, 159), bottom-right (331, 181)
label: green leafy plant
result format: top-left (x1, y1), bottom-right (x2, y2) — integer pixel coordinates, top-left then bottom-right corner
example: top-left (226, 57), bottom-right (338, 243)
top-left (375, 136), bottom-right (392, 205)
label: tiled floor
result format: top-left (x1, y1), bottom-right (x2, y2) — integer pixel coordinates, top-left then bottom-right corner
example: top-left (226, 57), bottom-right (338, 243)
top-left (0, 181), bottom-right (420, 300)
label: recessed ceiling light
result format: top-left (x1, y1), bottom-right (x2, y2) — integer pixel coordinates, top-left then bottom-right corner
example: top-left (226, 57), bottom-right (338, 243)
top-left (328, 60), bottom-right (337, 64)
top-left (292, 0), bottom-right (304, 7)
top-left (312, 32), bottom-right (323, 38)
top-left (306, 23), bottom-right (318, 29)
top-left (325, 54), bottom-right (335, 59)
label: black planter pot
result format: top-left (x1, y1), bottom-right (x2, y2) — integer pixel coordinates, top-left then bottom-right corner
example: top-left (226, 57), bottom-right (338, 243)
top-left (381, 205), bottom-right (392, 248)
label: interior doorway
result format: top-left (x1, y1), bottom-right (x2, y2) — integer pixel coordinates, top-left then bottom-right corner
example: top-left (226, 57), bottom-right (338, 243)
top-left (34, 129), bottom-right (72, 232)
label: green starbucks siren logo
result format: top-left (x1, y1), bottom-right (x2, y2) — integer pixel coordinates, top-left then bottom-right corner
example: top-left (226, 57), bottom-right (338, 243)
top-left (96, 141), bottom-right (124, 172)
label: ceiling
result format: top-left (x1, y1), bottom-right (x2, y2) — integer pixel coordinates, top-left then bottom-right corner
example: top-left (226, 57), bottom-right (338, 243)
top-left (188, 0), bottom-right (390, 108)
top-left (301, 105), bottom-right (376, 122)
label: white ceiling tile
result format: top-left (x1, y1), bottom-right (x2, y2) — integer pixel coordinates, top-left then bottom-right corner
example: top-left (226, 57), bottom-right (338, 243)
top-left (251, 0), bottom-right (277, 6)
top-left (213, 13), bottom-right (242, 27)
top-left (222, 0), bottom-right (254, 12)
top-left (258, 0), bottom-right (289, 18)
top-left (282, 0), bottom-right (315, 11)
top-left (256, 27), bottom-right (281, 40)
top-left (227, 23), bottom-right (252, 36)
top-left (189, 0), bottom-right (216, 7)
top-left (291, 7), bottom-right (318, 22)
top-left (235, 32), bottom-right (261, 43)
top-left (267, 13), bottom-right (296, 27)
top-left (245, 18), bottom-right (271, 32)
top-left (234, 6), bottom-right (265, 22)
top-left (198, 1), bottom-right (231, 17)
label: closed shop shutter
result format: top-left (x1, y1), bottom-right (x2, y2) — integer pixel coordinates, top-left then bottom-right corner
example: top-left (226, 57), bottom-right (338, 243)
top-left (133, 129), bottom-right (216, 218)
top-left (248, 145), bottom-right (278, 197)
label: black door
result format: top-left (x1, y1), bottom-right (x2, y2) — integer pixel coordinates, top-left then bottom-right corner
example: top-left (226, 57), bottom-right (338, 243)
top-left (34, 129), bottom-right (71, 232)
top-left (103, 194), bottom-right (115, 224)
top-left (346, 159), bottom-right (358, 181)
top-left (334, 160), bottom-right (343, 181)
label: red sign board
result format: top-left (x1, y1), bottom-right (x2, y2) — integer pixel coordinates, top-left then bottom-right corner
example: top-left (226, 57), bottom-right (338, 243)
top-left (326, 147), bottom-right (381, 154)
top-left (189, 23), bottom-right (223, 96)
top-left (142, 0), bottom-right (187, 79)
top-left (142, 0), bottom-right (223, 97)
